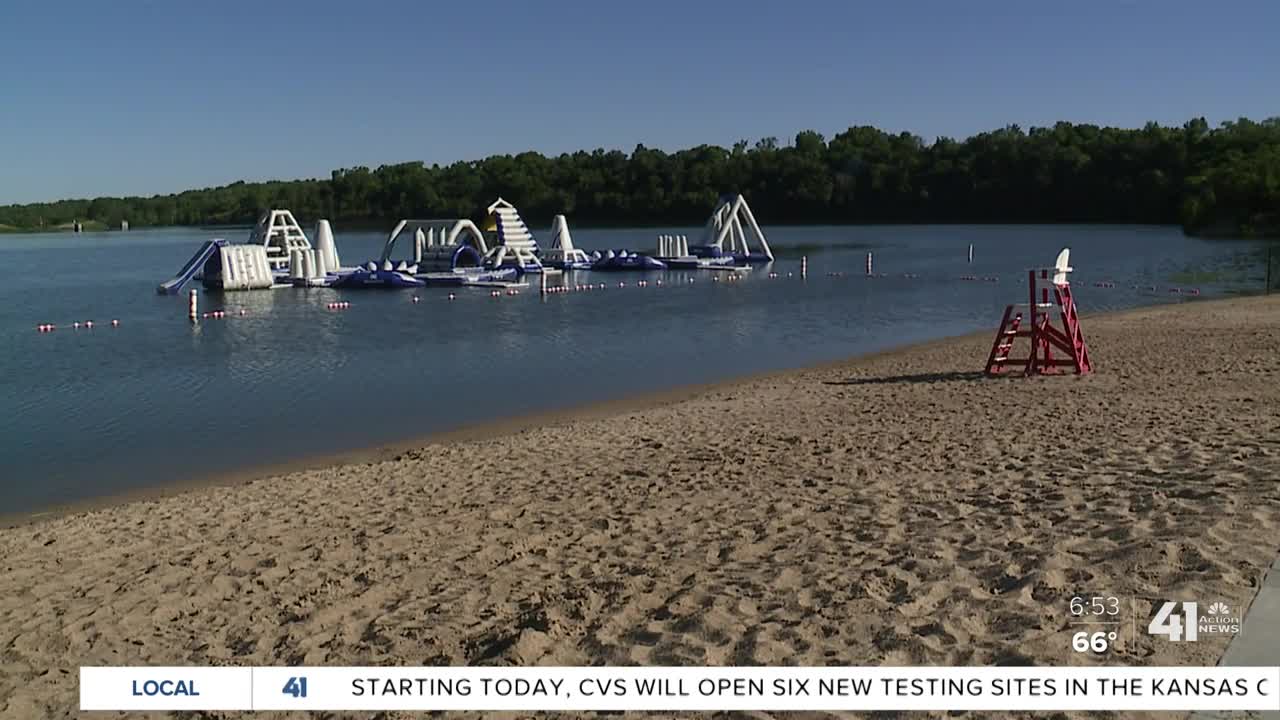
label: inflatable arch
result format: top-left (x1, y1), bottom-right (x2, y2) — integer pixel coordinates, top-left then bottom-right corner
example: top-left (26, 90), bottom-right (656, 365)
top-left (379, 218), bottom-right (488, 272)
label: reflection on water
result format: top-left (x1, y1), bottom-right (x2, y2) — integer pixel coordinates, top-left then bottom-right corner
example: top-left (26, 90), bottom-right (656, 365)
top-left (0, 224), bottom-right (1268, 513)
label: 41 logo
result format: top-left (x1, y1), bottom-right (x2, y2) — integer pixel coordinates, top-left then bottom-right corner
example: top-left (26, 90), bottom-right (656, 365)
top-left (1148, 601), bottom-right (1199, 642)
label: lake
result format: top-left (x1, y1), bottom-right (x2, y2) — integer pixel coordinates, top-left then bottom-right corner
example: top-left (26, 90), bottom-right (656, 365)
top-left (0, 223), bottom-right (1268, 515)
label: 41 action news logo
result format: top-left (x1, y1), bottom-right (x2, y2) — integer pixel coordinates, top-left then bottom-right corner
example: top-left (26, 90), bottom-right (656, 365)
top-left (1147, 601), bottom-right (1242, 642)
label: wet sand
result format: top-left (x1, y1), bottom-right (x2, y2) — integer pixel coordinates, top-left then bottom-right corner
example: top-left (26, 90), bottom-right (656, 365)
top-left (2, 295), bottom-right (1279, 719)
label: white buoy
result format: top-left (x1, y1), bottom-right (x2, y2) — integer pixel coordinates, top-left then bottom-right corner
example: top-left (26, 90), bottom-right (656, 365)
top-left (188, 289), bottom-right (198, 321)
top-left (865, 252), bottom-right (873, 276)
top-left (315, 220), bottom-right (340, 270)
top-left (968, 243), bottom-right (974, 264)
top-left (540, 271), bottom-right (548, 295)
top-left (801, 256), bottom-right (808, 278)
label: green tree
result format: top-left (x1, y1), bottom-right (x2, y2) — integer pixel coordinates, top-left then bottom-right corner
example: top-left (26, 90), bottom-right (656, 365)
top-left (2, 117), bottom-right (1278, 236)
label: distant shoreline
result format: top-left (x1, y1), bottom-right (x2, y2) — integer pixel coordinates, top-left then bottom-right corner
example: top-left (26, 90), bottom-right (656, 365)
top-left (0, 220), bottom-right (108, 234)
top-left (1, 219), bottom-right (1266, 239)
top-left (4, 116), bottom-right (1279, 243)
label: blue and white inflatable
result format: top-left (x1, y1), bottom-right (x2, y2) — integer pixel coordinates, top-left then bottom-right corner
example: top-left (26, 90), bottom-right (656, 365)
top-left (330, 260), bottom-right (425, 288)
top-left (591, 250), bottom-right (667, 272)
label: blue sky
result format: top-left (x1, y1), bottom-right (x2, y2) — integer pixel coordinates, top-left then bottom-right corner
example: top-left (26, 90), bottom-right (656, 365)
top-left (1, 0), bottom-right (1275, 204)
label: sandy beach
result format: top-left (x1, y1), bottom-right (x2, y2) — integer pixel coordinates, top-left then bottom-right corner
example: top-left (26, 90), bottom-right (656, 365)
top-left (2, 295), bottom-right (1279, 719)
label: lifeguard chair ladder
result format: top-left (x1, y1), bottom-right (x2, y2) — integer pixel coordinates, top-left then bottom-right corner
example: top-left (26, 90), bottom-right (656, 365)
top-left (985, 248), bottom-right (1092, 376)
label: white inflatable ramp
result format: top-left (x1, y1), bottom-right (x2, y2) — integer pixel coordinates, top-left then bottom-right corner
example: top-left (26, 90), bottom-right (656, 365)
top-left (158, 239), bottom-right (227, 295)
top-left (208, 245), bottom-right (274, 291)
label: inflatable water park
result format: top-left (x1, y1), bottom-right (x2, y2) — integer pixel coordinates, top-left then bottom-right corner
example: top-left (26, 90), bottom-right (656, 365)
top-left (156, 194), bottom-right (775, 295)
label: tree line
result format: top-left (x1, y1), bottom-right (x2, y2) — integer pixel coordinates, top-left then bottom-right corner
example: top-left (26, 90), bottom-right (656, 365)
top-left (2, 117), bottom-right (1277, 237)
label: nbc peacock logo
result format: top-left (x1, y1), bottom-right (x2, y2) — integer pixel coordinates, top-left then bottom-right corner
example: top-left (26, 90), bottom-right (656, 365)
top-left (1200, 601), bottom-right (1241, 636)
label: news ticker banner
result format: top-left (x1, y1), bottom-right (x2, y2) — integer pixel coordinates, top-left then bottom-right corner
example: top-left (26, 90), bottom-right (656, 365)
top-left (81, 666), bottom-right (1280, 712)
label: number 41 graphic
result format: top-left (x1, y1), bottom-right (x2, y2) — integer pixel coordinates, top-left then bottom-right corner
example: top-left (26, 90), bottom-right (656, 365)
top-left (283, 676), bottom-right (309, 698)
top-left (1148, 601), bottom-right (1199, 642)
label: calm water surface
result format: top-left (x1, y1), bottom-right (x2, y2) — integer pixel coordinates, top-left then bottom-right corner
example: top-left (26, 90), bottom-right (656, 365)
top-left (0, 224), bottom-right (1267, 514)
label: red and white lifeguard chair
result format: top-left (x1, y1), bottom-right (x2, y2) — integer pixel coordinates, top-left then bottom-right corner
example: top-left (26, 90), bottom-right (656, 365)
top-left (985, 248), bottom-right (1092, 376)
